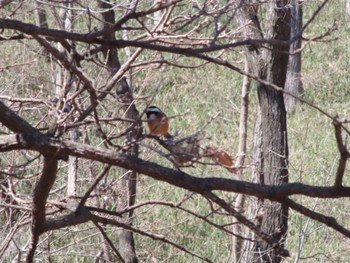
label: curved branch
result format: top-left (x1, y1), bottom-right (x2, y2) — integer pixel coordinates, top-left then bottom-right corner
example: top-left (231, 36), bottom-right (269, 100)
top-left (205, 192), bottom-right (290, 257)
top-left (333, 117), bottom-right (350, 187)
top-left (26, 156), bottom-right (58, 263)
top-left (0, 1), bottom-right (176, 42)
top-left (284, 198), bottom-right (350, 238)
top-left (43, 205), bottom-right (213, 262)
top-left (91, 212), bottom-right (214, 263)
top-left (0, 9), bottom-right (339, 125)
top-left (1, 133), bottom-right (350, 200)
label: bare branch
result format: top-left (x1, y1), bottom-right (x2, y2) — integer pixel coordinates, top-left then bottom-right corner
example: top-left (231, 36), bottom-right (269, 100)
top-left (79, 165), bottom-right (111, 206)
top-left (43, 204), bottom-right (213, 262)
top-left (92, 221), bottom-right (125, 262)
top-left (2, 133), bottom-right (350, 200)
top-left (333, 116), bottom-right (350, 187)
top-left (26, 156), bottom-right (58, 263)
top-left (0, 0), bottom-right (13, 8)
top-left (205, 192), bottom-right (290, 257)
top-left (0, 101), bottom-right (40, 134)
top-left (90, 213), bottom-right (214, 263)
top-left (284, 198), bottom-right (350, 238)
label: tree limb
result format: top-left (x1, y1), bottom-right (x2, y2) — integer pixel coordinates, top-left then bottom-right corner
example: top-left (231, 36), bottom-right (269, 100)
top-left (284, 198), bottom-right (350, 238)
top-left (1, 133), bottom-right (350, 200)
top-left (333, 116), bottom-right (350, 187)
top-left (26, 156), bottom-right (58, 263)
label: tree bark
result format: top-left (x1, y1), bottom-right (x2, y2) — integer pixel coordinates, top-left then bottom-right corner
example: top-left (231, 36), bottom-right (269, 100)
top-left (98, 1), bottom-right (141, 262)
top-left (284, 0), bottom-right (303, 113)
top-left (34, 0), bottom-right (48, 29)
top-left (237, 1), bottom-right (291, 262)
top-left (231, 57), bottom-right (250, 262)
top-left (55, 0), bottom-right (78, 197)
top-left (26, 156), bottom-right (58, 263)
top-left (346, 0), bottom-right (350, 28)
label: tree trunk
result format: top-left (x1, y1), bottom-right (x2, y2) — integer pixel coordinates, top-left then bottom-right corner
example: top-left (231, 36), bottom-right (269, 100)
top-left (34, 0), bottom-right (48, 29)
top-left (346, 0), bottom-right (350, 28)
top-left (98, 1), bottom-right (141, 262)
top-left (253, 78), bottom-right (289, 263)
top-left (237, 2), bottom-right (290, 262)
top-left (284, 0), bottom-right (303, 113)
top-left (231, 57), bottom-right (250, 263)
top-left (46, 0), bottom-right (79, 198)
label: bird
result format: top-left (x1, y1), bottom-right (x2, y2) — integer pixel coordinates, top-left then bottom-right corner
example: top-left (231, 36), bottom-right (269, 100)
top-left (146, 106), bottom-right (172, 138)
top-left (205, 146), bottom-right (239, 173)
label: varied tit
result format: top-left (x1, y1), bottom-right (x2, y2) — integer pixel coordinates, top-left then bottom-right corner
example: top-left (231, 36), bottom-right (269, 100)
top-left (146, 106), bottom-right (171, 138)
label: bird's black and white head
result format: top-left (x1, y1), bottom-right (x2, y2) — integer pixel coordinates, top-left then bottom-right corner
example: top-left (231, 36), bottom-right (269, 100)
top-left (145, 106), bottom-right (171, 137)
top-left (146, 106), bottom-right (164, 120)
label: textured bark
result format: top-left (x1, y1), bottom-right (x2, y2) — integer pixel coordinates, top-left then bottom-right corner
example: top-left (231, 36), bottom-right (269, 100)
top-left (67, 126), bottom-right (78, 196)
top-left (284, 0), bottom-right (303, 113)
top-left (3, 132), bottom-right (350, 201)
top-left (98, 1), bottom-right (141, 262)
top-left (0, 0), bottom-right (13, 8)
top-left (237, 1), bottom-right (291, 262)
top-left (26, 156), bottom-right (58, 263)
top-left (346, 0), bottom-right (350, 28)
top-left (56, 1), bottom-right (78, 197)
top-left (255, 74), bottom-right (289, 263)
top-left (231, 57), bottom-right (250, 262)
top-left (34, 1), bottom-right (48, 29)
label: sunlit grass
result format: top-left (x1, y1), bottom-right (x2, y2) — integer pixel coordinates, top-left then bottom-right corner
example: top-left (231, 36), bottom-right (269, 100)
top-left (133, 1), bottom-right (350, 261)
top-left (2, 0), bottom-right (350, 262)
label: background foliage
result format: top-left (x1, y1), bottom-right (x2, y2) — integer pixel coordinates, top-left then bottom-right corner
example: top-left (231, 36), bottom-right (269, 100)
top-left (1, 0), bottom-right (350, 262)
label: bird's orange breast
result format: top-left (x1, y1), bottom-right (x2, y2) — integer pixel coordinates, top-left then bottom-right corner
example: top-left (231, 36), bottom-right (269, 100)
top-left (147, 117), bottom-right (169, 135)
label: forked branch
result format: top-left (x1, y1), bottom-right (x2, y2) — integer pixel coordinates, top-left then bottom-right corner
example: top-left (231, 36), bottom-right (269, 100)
top-left (333, 116), bottom-right (350, 187)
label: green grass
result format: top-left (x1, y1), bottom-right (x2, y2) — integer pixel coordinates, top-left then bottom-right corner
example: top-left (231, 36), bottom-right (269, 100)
top-left (2, 0), bottom-right (350, 262)
top-left (133, 1), bottom-right (350, 261)
top-left (282, 2), bottom-right (350, 261)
